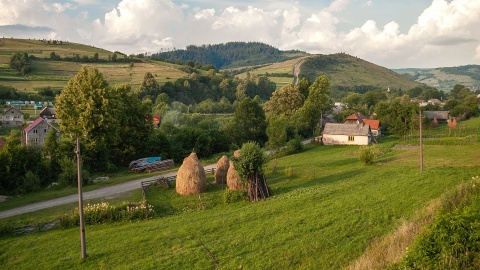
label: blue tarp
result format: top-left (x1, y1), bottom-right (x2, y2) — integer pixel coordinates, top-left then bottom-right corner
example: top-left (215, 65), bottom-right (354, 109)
top-left (146, 157), bottom-right (161, 163)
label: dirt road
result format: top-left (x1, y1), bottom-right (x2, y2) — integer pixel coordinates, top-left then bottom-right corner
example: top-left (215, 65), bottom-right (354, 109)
top-left (0, 140), bottom-right (313, 219)
top-left (0, 164), bottom-right (217, 219)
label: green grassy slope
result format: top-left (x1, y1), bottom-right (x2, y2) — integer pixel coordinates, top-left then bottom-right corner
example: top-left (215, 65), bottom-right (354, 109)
top-left (300, 53), bottom-right (423, 93)
top-left (1, 136), bottom-right (479, 269)
top-left (0, 38), bottom-right (187, 93)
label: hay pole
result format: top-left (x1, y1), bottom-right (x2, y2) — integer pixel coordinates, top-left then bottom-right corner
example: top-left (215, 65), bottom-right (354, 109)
top-left (199, 239), bottom-right (219, 267)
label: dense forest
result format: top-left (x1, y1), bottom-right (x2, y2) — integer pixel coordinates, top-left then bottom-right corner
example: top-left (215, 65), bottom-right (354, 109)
top-left (151, 42), bottom-right (306, 69)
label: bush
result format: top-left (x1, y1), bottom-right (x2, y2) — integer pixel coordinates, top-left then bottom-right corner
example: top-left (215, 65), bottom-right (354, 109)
top-left (223, 189), bottom-right (247, 204)
top-left (285, 137), bottom-right (303, 155)
top-left (358, 145), bottom-right (377, 165)
top-left (397, 177), bottom-right (480, 269)
top-left (399, 204), bottom-right (480, 269)
top-left (60, 201), bottom-right (155, 228)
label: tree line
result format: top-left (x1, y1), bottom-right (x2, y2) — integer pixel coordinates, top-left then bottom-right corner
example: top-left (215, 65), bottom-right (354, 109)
top-left (151, 42), bottom-right (303, 69)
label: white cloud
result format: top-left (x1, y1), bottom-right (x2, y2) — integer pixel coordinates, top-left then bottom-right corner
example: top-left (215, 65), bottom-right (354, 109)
top-left (475, 44), bottom-right (480, 60)
top-left (194, 8), bottom-right (215, 20)
top-left (49, 3), bottom-right (75, 13)
top-left (326, 0), bottom-right (349, 13)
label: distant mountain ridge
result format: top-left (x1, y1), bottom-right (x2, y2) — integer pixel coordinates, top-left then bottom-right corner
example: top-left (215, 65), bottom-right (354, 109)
top-left (150, 41), bottom-right (308, 69)
top-left (393, 65), bottom-right (480, 92)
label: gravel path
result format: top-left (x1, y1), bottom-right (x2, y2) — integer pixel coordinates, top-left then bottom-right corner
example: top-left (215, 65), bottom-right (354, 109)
top-left (0, 164), bottom-right (217, 219)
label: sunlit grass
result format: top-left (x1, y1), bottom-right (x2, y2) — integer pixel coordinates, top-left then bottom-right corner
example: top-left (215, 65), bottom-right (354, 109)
top-left (1, 139), bottom-right (479, 269)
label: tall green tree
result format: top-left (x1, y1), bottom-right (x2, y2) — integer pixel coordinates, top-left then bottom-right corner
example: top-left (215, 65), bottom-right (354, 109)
top-left (137, 72), bottom-right (160, 100)
top-left (226, 97), bottom-right (267, 146)
top-left (264, 83), bottom-right (304, 118)
top-left (375, 96), bottom-right (419, 136)
top-left (112, 84), bottom-right (153, 165)
top-left (266, 115), bottom-right (288, 149)
top-left (55, 67), bottom-right (120, 170)
top-left (297, 75), bottom-right (331, 136)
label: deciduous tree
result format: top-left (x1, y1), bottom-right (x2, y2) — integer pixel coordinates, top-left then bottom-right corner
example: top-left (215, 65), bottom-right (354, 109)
top-left (226, 97), bottom-right (267, 146)
top-left (55, 67), bottom-right (120, 170)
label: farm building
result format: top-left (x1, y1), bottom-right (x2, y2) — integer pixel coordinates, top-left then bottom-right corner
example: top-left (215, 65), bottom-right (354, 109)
top-left (22, 117), bottom-right (58, 146)
top-left (1, 106), bottom-right (24, 127)
top-left (322, 123), bottom-right (372, 145)
top-left (342, 112), bottom-right (381, 137)
top-left (39, 107), bottom-right (59, 123)
top-left (342, 112), bottom-right (367, 124)
top-left (423, 111), bottom-right (449, 123)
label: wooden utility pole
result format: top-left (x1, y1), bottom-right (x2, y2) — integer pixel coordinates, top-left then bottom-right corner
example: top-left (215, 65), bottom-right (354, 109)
top-left (76, 137), bottom-right (87, 259)
top-left (419, 110), bottom-right (423, 173)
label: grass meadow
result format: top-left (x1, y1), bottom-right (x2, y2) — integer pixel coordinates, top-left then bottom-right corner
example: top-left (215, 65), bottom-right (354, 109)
top-left (1, 136), bottom-right (479, 269)
top-left (0, 38), bottom-right (187, 93)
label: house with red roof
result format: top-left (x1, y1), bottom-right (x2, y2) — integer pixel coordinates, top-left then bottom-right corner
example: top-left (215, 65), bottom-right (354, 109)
top-left (343, 112), bottom-right (381, 137)
top-left (362, 119), bottom-right (381, 137)
top-left (22, 117), bottom-right (58, 146)
top-left (343, 112), bottom-right (367, 124)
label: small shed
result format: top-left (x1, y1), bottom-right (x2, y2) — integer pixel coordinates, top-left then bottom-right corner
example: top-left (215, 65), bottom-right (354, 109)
top-left (322, 123), bottom-right (372, 145)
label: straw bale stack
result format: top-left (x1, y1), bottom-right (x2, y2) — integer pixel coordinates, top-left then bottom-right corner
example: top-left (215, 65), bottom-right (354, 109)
top-left (176, 152), bottom-right (206, 195)
top-left (214, 155), bottom-right (229, 184)
top-left (227, 161), bottom-right (243, 190)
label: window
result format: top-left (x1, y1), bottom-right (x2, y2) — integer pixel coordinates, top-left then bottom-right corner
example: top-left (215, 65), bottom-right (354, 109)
top-left (44, 129), bottom-right (47, 133)
top-left (33, 129), bottom-right (38, 134)
top-left (348, 136), bottom-right (354, 141)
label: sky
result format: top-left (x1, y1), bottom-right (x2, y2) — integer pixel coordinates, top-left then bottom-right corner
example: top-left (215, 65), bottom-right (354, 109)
top-left (0, 0), bottom-right (479, 68)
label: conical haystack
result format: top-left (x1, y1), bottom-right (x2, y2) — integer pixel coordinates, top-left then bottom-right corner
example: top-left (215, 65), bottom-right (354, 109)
top-left (214, 155), bottom-right (229, 184)
top-left (227, 161), bottom-right (243, 190)
top-left (176, 152), bottom-right (206, 195)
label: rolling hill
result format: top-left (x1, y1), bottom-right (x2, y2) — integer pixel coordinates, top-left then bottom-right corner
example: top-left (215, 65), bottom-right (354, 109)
top-left (394, 65), bottom-right (480, 92)
top-left (2, 38), bottom-right (473, 101)
top-left (236, 53), bottom-right (424, 99)
top-left (0, 38), bottom-right (188, 94)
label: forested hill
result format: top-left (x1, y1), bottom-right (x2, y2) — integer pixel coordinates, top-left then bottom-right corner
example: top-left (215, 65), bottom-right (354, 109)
top-left (150, 42), bottom-right (308, 69)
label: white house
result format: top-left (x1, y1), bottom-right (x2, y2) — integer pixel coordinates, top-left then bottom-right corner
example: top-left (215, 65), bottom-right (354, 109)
top-left (322, 123), bottom-right (372, 145)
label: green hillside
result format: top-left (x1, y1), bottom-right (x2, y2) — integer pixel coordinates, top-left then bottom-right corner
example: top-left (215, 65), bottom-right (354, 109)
top-left (300, 53), bottom-right (424, 98)
top-left (1, 135), bottom-right (480, 269)
top-left (0, 38), bottom-right (187, 93)
top-left (236, 53), bottom-right (423, 98)
top-left (394, 65), bottom-right (480, 92)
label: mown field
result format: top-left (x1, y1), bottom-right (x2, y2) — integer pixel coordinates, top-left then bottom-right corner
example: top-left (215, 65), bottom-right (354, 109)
top-left (235, 57), bottom-right (306, 89)
top-left (0, 38), bottom-right (188, 93)
top-left (1, 133), bottom-right (479, 269)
